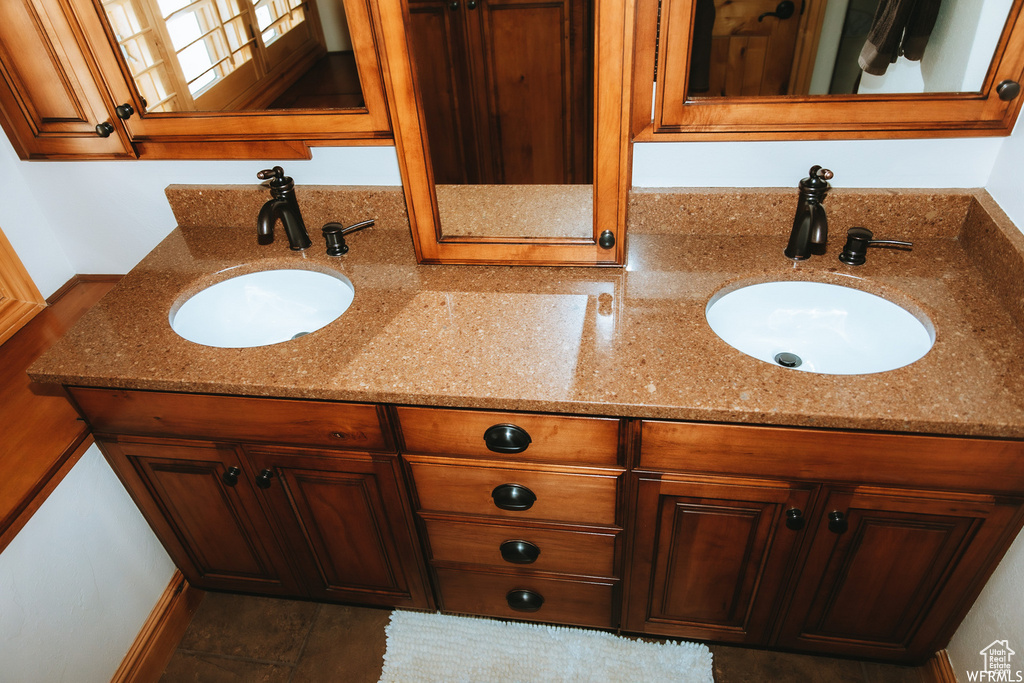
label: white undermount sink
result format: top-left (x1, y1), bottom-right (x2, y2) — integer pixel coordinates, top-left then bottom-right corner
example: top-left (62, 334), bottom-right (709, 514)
top-left (170, 268), bottom-right (354, 348)
top-left (705, 281), bottom-right (934, 375)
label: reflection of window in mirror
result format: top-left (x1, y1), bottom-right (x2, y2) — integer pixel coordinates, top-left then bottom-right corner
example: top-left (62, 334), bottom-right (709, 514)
top-left (100, 0), bottom-right (364, 112)
top-left (687, 0), bottom-right (1013, 98)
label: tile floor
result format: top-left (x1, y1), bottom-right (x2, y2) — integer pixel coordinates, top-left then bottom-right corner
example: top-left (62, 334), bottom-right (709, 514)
top-left (160, 592), bottom-right (939, 682)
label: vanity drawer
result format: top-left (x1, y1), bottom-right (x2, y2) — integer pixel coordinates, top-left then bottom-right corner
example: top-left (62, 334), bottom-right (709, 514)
top-left (434, 567), bottom-right (617, 628)
top-left (422, 517), bottom-right (618, 577)
top-left (407, 458), bottom-right (620, 525)
top-left (395, 406), bottom-right (621, 466)
top-left (68, 387), bottom-right (392, 452)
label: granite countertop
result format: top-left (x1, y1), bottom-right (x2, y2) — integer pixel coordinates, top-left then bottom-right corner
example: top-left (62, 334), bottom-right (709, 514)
top-left (29, 186), bottom-right (1024, 439)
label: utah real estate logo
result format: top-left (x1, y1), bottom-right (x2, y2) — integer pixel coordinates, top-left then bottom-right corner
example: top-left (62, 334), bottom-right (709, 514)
top-left (968, 640), bottom-right (1022, 681)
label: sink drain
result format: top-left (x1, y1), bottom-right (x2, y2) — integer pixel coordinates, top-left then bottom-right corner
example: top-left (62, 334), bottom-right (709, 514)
top-left (291, 331), bottom-right (310, 340)
top-left (774, 352), bottom-right (802, 368)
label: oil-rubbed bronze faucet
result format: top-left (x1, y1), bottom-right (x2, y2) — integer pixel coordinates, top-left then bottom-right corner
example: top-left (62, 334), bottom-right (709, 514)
top-left (784, 165), bottom-right (833, 260)
top-left (256, 166), bottom-right (312, 251)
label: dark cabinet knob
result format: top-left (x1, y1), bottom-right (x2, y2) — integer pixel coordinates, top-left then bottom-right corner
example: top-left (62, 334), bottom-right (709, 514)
top-left (115, 103), bottom-right (135, 119)
top-left (448, 1), bottom-right (458, 8)
top-left (997, 80), bottom-right (1021, 101)
top-left (598, 230), bottom-right (615, 249)
top-left (785, 508), bottom-right (805, 530)
top-left (221, 466), bottom-right (241, 486)
top-left (828, 511), bottom-right (848, 534)
top-left (506, 589), bottom-right (544, 612)
top-left (95, 122), bottom-right (114, 137)
top-left (499, 540), bottom-right (541, 564)
top-left (484, 424), bottom-right (532, 453)
top-left (491, 484), bottom-right (537, 511)
top-left (467, 0), bottom-right (477, 7)
top-left (255, 468), bottom-right (275, 489)
top-left (758, 0), bottom-right (795, 21)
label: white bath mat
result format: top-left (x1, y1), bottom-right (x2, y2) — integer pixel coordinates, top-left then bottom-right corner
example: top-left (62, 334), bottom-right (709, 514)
top-left (379, 610), bottom-right (713, 683)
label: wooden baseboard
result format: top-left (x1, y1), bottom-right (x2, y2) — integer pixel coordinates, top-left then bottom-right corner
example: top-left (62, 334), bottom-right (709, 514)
top-left (46, 274), bottom-right (122, 305)
top-left (111, 570), bottom-right (204, 683)
top-left (926, 650), bottom-right (957, 683)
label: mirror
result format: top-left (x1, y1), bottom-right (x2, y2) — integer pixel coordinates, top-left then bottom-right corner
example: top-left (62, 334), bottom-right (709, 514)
top-left (97, 0), bottom-right (363, 112)
top-left (684, 0), bottom-right (1014, 98)
top-left (376, 0), bottom-right (633, 263)
top-left (634, 0), bottom-right (1024, 138)
top-left (78, 0), bottom-right (390, 149)
top-left (403, 0), bottom-right (595, 240)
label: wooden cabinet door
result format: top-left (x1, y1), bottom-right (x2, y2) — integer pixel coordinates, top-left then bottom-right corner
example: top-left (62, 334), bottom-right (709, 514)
top-left (0, 0), bottom-right (133, 158)
top-left (100, 438), bottom-right (302, 595)
top-left (775, 486), bottom-right (1022, 662)
top-left (245, 446), bottom-right (433, 609)
top-left (624, 473), bottom-right (814, 643)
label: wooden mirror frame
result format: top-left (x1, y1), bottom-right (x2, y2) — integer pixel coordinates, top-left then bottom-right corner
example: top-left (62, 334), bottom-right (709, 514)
top-left (631, 0), bottom-right (1024, 140)
top-left (68, 0), bottom-right (392, 158)
top-left (374, 0), bottom-right (636, 265)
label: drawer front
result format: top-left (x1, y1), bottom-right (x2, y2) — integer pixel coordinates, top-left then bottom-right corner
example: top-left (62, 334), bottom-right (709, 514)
top-left (639, 419), bottom-right (1024, 493)
top-left (396, 406), bottom-right (621, 466)
top-left (423, 517), bottom-right (618, 577)
top-left (408, 459), bottom-right (620, 525)
top-left (434, 567), bottom-right (616, 628)
top-left (69, 387), bottom-right (391, 451)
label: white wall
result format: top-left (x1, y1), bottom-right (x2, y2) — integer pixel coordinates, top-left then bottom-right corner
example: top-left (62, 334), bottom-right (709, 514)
top-left (0, 446), bottom-right (175, 683)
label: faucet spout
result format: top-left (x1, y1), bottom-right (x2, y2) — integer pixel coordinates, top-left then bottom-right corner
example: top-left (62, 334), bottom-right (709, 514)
top-left (255, 166), bottom-right (312, 251)
top-left (784, 165), bottom-right (833, 260)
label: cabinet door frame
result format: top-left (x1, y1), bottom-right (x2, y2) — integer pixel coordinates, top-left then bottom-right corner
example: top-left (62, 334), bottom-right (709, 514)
top-left (0, 0), bottom-right (134, 158)
top-left (623, 472), bottom-right (816, 644)
top-left (63, 0), bottom-right (392, 158)
top-left (774, 485), bottom-right (1024, 662)
top-left (98, 435), bottom-right (305, 595)
top-left (244, 444), bottom-right (434, 609)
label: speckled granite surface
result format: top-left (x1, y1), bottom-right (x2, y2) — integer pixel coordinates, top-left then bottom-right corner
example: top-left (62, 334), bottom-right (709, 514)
top-left (30, 186), bottom-right (1024, 438)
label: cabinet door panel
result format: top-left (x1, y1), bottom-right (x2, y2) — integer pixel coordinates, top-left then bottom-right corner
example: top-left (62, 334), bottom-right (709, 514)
top-left (101, 438), bottom-right (301, 594)
top-left (776, 487), bottom-right (1017, 661)
top-left (624, 474), bottom-right (814, 644)
top-left (246, 448), bottom-right (432, 609)
top-left (0, 0), bottom-right (132, 158)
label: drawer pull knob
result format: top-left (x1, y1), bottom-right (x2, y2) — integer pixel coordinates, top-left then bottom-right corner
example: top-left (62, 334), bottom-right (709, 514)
top-left (484, 424), bottom-right (532, 453)
top-left (828, 510), bottom-right (848, 534)
top-left (221, 466), bottom-right (241, 487)
top-left (255, 468), bottom-right (275, 489)
top-left (500, 540), bottom-right (541, 564)
top-left (785, 508), bottom-right (805, 531)
top-left (492, 484), bottom-right (536, 511)
top-left (506, 589), bottom-right (544, 612)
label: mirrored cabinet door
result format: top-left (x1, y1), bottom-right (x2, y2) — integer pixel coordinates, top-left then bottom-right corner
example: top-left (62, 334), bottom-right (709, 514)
top-left (64, 0), bottom-right (391, 157)
top-left (634, 0), bottom-right (1024, 138)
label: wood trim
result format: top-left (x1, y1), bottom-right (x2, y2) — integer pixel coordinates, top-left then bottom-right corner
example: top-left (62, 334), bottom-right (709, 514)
top-left (0, 435), bottom-right (92, 553)
top-left (0, 225), bottom-right (45, 346)
top-left (111, 570), bottom-right (204, 683)
top-left (638, 0), bottom-right (1024, 140)
top-left (926, 650), bottom-right (958, 683)
top-left (45, 274), bottom-right (121, 304)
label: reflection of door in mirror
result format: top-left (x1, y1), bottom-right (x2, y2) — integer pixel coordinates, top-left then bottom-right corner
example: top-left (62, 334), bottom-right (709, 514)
top-left (406, 0), bottom-right (593, 184)
top-left (99, 0), bottom-right (363, 112)
top-left (688, 0), bottom-right (1014, 98)
top-left (405, 0), bottom-right (594, 238)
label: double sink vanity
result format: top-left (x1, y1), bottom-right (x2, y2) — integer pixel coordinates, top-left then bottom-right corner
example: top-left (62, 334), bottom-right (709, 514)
top-left (30, 183), bottom-right (1024, 665)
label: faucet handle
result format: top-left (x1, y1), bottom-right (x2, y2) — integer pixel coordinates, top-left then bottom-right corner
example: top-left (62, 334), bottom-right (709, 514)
top-left (257, 166), bottom-right (285, 181)
top-left (839, 227), bottom-right (913, 265)
top-left (809, 165), bottom-right (833, 180)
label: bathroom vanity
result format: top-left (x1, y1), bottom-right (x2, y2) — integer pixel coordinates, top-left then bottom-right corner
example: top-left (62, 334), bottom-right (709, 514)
top-left (30, 186), bottom-right (1024, 664)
